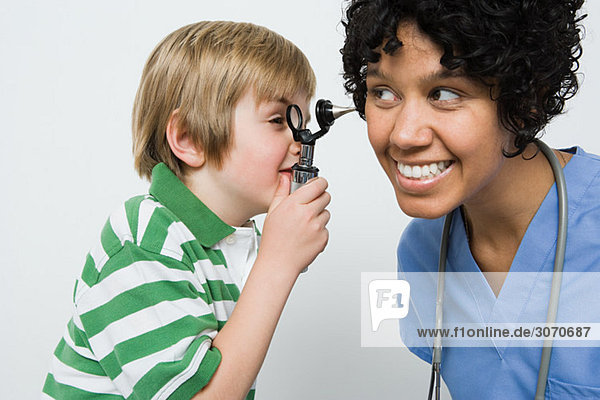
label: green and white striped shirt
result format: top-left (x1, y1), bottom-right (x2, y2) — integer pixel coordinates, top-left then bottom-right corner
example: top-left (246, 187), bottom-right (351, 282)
top-left (43, 163), bottom-right (258, 400)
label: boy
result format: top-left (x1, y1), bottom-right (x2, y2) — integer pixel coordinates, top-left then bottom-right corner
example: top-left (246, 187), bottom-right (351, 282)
top-left (43, 21), bottom-right (330, 399)
top-left (342, 0), bottom-right (599, 398)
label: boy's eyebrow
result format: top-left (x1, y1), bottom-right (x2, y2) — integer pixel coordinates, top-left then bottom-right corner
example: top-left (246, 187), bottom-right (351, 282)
top-left (274, 97), bottom-right (312, 124)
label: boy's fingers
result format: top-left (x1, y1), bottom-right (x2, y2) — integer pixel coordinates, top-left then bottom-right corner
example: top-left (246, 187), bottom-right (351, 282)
top-left (315, 209), bottom-right (331, 227)
top-left (292, 177), bottom-right (328, 204)
top-left (268, 174), bottom-right (291, 213)
top-left (307, 191), bottom-right (331, 213)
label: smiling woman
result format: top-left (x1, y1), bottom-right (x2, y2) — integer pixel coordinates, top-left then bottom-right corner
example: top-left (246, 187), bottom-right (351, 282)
top-left (342, 0), bottom-right (600, 399)
top-left (363, 22), bottom-right (509, 220)
top-left (343, 0), bottom-right (585, 156)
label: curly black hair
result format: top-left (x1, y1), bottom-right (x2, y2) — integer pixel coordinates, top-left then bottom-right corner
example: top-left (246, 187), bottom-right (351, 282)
top-left (341, 0), bottom-right (586, 156)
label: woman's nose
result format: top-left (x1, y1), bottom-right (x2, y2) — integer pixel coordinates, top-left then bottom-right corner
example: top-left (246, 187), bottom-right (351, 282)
top-left (389, 102), bottom-right (434, 149)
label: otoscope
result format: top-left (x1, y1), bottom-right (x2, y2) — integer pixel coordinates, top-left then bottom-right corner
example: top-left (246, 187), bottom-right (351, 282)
top-left (286, 99), bottom-right (355, 193)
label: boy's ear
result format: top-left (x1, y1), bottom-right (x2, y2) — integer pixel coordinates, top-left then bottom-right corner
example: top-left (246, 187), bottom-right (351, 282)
top-left (166, 109), bottom-right (205, 168)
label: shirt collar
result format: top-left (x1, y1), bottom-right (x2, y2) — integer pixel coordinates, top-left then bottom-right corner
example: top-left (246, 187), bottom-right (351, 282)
top-left (149, 163), bottom-right (235, 247)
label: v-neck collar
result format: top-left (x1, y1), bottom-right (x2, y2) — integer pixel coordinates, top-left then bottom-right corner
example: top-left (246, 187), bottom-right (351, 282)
top-left (444, 147), bottom-right (592, 355)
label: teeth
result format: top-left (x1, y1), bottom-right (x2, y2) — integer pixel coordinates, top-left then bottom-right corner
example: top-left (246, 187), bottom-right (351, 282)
top-left (397, 161), bottom-right (451, 180)
top-left (430, 163), bottom-right (438, 175)
top-left (412, 165), bottom-right (422, 178)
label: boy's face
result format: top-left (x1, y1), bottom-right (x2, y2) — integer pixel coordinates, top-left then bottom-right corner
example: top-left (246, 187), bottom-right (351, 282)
top-left (365, 22), bottom-right (510, 219)
top-left (213, 89), bottom-right (309, 219)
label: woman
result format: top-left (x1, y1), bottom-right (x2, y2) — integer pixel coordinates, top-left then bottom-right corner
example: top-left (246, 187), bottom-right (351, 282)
top-left (342, 0), bottom-right (600, 398)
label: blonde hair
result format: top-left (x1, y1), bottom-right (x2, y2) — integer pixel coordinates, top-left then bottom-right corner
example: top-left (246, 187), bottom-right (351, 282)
top-left (132, 21), bottom-right (317, 180)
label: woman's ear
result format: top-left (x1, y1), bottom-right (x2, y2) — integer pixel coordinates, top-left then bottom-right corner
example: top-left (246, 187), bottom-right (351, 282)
top-left (166, 109), bottom-right (205, 168)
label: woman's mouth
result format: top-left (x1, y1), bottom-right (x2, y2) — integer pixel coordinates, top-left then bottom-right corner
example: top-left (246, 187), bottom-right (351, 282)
top-left (393, 160), bottom-right (455, 193)
top-left (397, 160), bottom-right (452, 180)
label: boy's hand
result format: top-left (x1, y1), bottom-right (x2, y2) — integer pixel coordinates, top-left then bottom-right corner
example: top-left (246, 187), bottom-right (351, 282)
top-left (259, 174), bottom-right (331, 276)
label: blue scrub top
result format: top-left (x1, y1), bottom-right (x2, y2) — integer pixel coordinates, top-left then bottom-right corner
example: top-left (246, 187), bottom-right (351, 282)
top-left (397, 147), bottom-right (600, 399)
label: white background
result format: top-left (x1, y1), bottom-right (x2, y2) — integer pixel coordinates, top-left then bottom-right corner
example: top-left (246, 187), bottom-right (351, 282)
top-left (1, 1), bottom-right (599, 399)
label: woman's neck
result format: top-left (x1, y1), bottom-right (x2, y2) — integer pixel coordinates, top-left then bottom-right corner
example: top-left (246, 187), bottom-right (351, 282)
top-left (462, 145), bottom-right (571, 276)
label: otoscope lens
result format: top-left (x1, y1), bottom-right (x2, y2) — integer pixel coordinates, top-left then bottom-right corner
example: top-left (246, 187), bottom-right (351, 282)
top-left (286, 104), bottom-right (303, 131)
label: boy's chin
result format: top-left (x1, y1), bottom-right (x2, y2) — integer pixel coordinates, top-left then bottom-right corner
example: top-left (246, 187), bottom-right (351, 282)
top-left (254, 201), bottom-right (272, 217)
top-left (257, 207), bottom-right (270, 217)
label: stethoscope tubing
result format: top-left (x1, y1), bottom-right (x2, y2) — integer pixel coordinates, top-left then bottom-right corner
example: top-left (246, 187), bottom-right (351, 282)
top-left (533, 140), bottom-right (568, 400)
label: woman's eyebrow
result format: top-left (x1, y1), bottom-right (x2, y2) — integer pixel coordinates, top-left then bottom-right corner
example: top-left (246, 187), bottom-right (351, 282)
top-left (365, 66), bottom-right (393, 81)
top-left (420, 68), bottom-right (468, 84)
top-left (366, 65), bottom-right (468, 84)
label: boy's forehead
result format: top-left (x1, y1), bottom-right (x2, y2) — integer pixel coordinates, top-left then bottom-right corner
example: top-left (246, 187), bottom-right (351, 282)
top-left (252, 79), bottom-right (312, 105)
top-left (258, 89), bottom-right (309, 103)
top-left (256, 95), bottom-right (312, 122)
top-left (256, 93), bottom-right (309, 107)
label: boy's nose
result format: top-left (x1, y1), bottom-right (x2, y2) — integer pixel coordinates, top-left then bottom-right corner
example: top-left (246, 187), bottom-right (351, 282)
top-left (389, 103), bottom-right (434, 149)
top-left (289, 139), bottom-right (301, 156)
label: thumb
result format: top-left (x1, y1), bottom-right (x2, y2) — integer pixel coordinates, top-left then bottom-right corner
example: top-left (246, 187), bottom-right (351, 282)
top-left (268, 173), bottom-right (291, 213)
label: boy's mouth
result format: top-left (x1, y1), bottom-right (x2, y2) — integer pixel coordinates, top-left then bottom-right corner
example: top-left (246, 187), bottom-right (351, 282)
top-left (279, 168), bottom-right (293, 180)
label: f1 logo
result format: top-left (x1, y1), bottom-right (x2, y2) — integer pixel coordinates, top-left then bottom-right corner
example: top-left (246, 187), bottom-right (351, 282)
top-left (368, 280), bottom-right (410, 331)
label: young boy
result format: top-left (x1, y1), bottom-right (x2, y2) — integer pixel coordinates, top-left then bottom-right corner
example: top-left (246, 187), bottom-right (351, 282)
top-left (43, 21), bottom-right (330, 400)
top-left (342, 0), bottom-right (599, 399)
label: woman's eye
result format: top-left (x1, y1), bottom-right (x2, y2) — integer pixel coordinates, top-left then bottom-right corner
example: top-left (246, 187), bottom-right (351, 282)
top-left (431, 88), bottom-right (460, 102)
top-left (374, 88), bottom-right (397, 101)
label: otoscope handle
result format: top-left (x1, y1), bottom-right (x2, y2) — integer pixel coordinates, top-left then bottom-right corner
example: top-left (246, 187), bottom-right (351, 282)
top-left (290, 144), bottom-right (319, 194)
top-left (290, 162), bottom-right (319, 274)
top-left (290, 166), bottom-right (319, 193)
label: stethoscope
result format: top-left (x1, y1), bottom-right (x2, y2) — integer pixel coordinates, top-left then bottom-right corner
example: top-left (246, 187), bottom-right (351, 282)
top-left (429, 140), bottom-right (568, 400)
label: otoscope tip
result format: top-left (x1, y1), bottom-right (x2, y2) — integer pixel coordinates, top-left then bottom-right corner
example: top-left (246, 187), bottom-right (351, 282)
top-left (316, 99), bottom-right (356, 127)
top-left (330, 104), bottom-right (356, 121)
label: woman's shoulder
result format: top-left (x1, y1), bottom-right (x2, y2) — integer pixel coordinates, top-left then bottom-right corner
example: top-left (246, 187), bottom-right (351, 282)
top-left (560, 146), bottom-right (600, 273)
top-left (565, 145), bottom-right (600, 164)
top-left (564, 146), bottom-right (600, 201)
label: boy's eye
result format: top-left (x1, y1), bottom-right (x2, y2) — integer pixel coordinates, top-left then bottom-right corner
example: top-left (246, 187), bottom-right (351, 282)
top-left (431, 88), bottom-right (460, 102)
top-left (269, 117), bottom-right (284, 124)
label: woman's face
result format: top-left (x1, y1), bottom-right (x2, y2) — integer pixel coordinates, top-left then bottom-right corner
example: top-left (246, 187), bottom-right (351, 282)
top-left (365, 22), bottom-right (510, 219)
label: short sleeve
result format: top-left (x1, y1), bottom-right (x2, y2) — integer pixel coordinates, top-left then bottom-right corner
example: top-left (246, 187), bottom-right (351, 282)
top-left (75, 241), bottom-right (221, 399)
